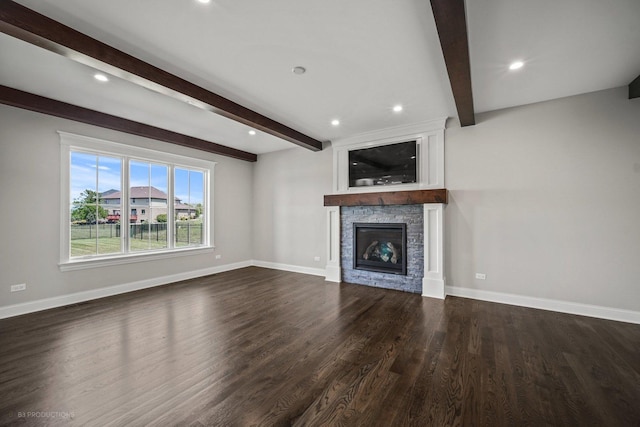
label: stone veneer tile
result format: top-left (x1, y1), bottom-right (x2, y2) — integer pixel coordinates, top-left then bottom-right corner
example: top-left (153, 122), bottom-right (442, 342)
top-left (341, 205), bottom-right (424, 293)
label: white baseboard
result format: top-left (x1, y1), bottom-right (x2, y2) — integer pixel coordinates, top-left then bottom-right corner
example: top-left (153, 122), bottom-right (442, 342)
top-left (445, 285), bottom-right (640, 325)
top-left (251, 260), bottom-right (326, 277)
top-left (0, 260), bottom-right (252, 320)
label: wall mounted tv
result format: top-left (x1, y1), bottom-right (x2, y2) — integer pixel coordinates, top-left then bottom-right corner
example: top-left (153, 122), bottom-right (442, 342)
top-left (348, 140), bottom-right (417, 187)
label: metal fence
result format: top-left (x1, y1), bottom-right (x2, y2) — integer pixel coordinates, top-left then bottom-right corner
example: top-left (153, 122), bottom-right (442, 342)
top-left (70, 223), bottom-right (203, 244)
top-left (70, 223), bottom-right (120, 240)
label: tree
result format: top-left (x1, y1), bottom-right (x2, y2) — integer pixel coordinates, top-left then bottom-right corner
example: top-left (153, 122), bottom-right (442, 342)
top-left (156, 213), bottom-right (167, 223)
top-left (71, 189), bottom-right (108, 223)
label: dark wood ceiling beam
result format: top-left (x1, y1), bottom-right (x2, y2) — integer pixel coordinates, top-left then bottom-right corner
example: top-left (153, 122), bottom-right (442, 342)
top-left (630, 75), bottom-right (640, 99)
top-left (0, 86), bottom-right (257, 162)
top-left (430, 0), bottom-right (475, 127)
top-left (0, 0), bottom-right (323, 151)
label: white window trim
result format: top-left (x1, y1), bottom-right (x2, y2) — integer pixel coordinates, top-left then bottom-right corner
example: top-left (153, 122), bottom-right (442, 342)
top-left (59, 131), bottom-right (215, 271)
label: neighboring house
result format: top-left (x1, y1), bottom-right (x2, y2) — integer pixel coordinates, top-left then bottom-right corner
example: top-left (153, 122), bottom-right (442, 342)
top-left (101, 186), bottom-right (195, 223)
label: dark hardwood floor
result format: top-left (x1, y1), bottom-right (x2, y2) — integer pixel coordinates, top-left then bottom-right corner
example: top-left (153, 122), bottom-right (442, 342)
top-left (1, 267), bottom-right (639, 426)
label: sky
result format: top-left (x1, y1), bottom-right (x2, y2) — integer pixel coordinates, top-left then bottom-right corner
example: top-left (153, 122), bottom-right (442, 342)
top-left (71, 152), bottom-right (204, 205)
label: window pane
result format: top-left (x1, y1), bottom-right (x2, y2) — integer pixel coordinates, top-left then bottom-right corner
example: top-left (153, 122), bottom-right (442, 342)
top-left (70, 152), bottom-right (122, 257)
top-left (175, 168), bottom-right (205, 247)
top-left (62, 133), bottom-right (212, 266)
top-left (130, 160), bottom-right (168, 252)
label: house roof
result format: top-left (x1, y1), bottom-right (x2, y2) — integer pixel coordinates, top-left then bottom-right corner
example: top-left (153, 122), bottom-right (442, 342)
top-left (100, 189), bottom-right (119, 197)
top-left (101, 187), bottom-right (194, 211)
top-left (102, 186), bottom-right (178, 201)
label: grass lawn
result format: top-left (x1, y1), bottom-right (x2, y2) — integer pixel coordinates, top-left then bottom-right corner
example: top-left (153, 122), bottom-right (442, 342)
top-left (70, 223), bottom-right (202, 257)
top-left (71, 237), bottom-right (168, 257)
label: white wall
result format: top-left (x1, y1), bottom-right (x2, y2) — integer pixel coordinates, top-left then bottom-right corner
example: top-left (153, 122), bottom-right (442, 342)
top-left (251, 86), bottom-right (640, 315)
top-left (445, 87), bottom-right (640, 311)
top-left (0, 105), bottom-right (253, 309)
top-left (252, 145), bottom-right (333, 271)
top-left (3, 86), bottom-right (639, 317)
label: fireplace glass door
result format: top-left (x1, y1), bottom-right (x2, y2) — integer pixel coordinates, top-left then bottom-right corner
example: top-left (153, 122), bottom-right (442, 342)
top-left (353, 223), bottom-right (407, 275)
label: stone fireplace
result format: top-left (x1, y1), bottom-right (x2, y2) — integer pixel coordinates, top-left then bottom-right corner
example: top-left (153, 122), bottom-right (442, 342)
top-left (324, 119), bottom-right (447, 299)
top-left (326, 191), bottom-right (445, 298)
top-left (344, 207), bottom-right (418, 292)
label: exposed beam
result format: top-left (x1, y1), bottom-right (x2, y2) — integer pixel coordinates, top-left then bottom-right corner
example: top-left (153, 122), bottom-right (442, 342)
top-left (0, 86), bottom-right (257, 162)
top-left (430, 0), bottom-right (475, 126)
top-left (630, 75), bottom-right (640, 99)
top-left (0, 0), bottom-right (323, 151)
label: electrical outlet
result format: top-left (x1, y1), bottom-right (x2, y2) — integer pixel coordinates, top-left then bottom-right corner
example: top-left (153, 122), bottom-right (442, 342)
top-left (215, 254), bottom-right (222, 259)
top-left (314, 256), bottom-right (321, 262)
top-left (11, 283), bottom-right (26, 292)
top-left (475, 273), bottom-right (486, 280)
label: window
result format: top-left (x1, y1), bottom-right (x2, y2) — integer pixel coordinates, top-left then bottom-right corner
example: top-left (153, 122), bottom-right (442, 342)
top-left (174, 168), bottom-right (205, 247)
top-left (60, 132), bottom-right (214, 269)
top-left (69, 152), bottom-right (122, 257)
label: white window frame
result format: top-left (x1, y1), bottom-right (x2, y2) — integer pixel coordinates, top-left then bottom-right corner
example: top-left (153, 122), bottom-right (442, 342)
top-left (59, 132), bottom-right (215, 271)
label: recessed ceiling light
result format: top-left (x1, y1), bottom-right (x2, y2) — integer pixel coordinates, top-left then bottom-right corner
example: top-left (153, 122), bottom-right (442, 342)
top-left (248, 130), bottom-right (256, 136)
top-left (509, 61), bottom-right (524, 71)
top-left (292, 66), bottom-right (306, 75)
top-left (197, 0), bottom-right (210, 3)
top-left (94, 73), bottom-right (108, 82)
top-left (331, 119), bottom-right (340, 126)
top-left (393, 105), bottom-right (403, 113)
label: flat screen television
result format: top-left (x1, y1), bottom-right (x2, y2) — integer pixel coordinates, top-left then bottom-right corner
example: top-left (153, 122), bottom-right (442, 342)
top-left (348, 140), bottom-right (417, 187)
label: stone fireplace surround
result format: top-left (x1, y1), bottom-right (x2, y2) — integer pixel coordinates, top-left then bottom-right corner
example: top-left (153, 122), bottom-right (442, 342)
top-left (343, 205), bottom-right (421, 293)
top-left (325, 189), bottom-right (446, 299)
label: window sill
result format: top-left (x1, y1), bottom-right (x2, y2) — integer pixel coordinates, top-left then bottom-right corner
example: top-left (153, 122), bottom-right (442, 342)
top-left (59, 246), bottom-right (214, 271)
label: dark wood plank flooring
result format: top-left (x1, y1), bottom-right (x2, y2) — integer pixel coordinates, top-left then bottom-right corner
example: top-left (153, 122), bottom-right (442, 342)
top-left (0, 267), bottom-right (639, 426)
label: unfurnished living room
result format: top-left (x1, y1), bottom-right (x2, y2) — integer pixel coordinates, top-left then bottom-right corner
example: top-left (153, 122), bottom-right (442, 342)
top-left (1, 0), bottom-right (639, 425)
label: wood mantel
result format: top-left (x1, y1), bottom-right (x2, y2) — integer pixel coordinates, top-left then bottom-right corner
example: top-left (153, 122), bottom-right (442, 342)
top-left (324, 189), bottom-right (447, 207)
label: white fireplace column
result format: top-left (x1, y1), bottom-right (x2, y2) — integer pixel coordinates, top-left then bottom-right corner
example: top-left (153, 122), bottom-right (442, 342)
top-left (422, 203), bottom-right (445, 299)
top-left (325, 206), bottom-right (341, 283)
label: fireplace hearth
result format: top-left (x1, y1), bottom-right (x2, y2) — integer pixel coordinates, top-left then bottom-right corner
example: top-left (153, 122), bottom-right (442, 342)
top-left (353, 223), bottom-right (407, 275)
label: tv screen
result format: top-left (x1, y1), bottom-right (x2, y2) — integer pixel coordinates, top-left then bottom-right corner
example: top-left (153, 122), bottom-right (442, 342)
top-left (348, 140), bottom-right (417, 187)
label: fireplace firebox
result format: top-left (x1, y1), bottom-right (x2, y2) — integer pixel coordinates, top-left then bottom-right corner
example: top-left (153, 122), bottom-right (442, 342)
top-left (353, 223), bottom-right (407, 275)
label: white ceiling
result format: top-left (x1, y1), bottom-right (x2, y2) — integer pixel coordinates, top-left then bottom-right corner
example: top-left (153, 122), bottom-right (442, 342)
top-left (467, 0), bottom-right (640, 113)
top-left (1, 0), bottom-right (639, 156)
